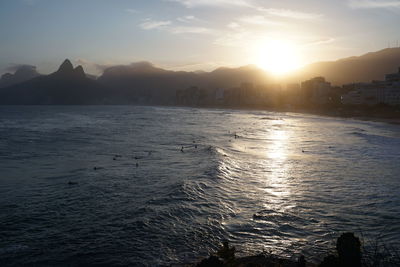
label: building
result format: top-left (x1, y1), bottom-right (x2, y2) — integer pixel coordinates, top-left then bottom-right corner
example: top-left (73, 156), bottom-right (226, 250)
top-left (301, 77), bottom-right (332, 105)
top-left (341, 90), bottom-right (363, 105)
top-left (285, 83), bottom-right (304, 106)
top-left (215, 88), bottom-right (224, 103)
top-left (385, 67), bottom-right (400, 83)
top-left (176, 86), bottom-right (208, 106)
top-left (341, 82), bottom-right (385, 105)
top-left (341, 67), bottom-right (400, 106)
top-left (384, 82), bottom-right (400, 105)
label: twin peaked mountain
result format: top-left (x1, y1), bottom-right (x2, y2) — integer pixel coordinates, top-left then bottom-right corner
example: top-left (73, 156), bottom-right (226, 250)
top-left (56, 59), bottom-right (86, 78)
top-left (0, 59), bottom-right (107, 104)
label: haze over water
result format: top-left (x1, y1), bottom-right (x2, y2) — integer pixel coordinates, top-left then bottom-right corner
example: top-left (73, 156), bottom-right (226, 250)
top-left (0, 106), bottom-right (399, 266)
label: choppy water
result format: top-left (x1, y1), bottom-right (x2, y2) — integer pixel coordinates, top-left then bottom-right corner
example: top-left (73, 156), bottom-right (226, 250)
top-left (0, 106), bottom-right (399, 266)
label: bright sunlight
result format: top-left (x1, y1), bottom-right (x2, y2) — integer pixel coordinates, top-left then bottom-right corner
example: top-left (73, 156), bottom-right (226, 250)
top-left (254, 39), bottom-right (302, 75)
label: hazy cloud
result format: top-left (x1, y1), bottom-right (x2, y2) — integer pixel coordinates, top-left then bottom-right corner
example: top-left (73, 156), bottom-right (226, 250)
top-left (177, 15), bottom-right (198, 22)
top-left (138, 17), bottom-right (212, 35)
top-left (74, 58), bottom-right (120, 75)
top-left (348, 0), bottom-right (400, 8)
top-left (214, 31), bottom-right (254, 47)
top-left (227, 22), bottom-right (240, 29)
top-left (164, 61), bottom-right (227, 71)
top-left (239, 15), bottom-right (283, 25)
top-left (168, 26), bottom-right (213, 34)
top-left (304, 37), bottom-right (336, 46)
top-left (125, 8), bottom-right (140, 14)
top-left (167, 0), bottom-right (253, 8)
top-left (259, 8), bottom-right (323, 19)
top-left (168, 0), bottom-right (322, 20)
top-left (5, 64), bottom-right (37, 73)
top-left (139, 19), bottom-right (172, 30)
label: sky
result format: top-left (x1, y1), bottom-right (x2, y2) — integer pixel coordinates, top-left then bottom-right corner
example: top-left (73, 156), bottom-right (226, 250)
top-left (0, 0), bottom-right (400, 75)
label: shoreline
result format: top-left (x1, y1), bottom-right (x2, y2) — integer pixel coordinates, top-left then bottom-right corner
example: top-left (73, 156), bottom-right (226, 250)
top-left (170, 103), bottom-right (400, 125)
top-left (1, 104), bottom-right (399, 125)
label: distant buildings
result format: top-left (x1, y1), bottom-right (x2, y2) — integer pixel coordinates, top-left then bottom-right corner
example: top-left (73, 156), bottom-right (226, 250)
top-left (285, 83), bottom-right (302, 106)
top-left (301, 77), bottom-right (332, 105)
top-left (176, 82), bottom-right (282, 107)
top-left (176, 67), bottom-right (400, 108)
top-left (215, 88), bottom-right (224, 103)
top-left (341, 67), bottom-right (400, 106)
top-left (176, 86), bottom-right (208, 106)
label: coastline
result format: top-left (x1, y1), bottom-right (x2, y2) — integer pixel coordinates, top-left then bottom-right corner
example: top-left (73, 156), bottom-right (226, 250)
top-left (170, 103), bottom-right (400, 125)
top-left (1, 103), bottom-right (399, 125)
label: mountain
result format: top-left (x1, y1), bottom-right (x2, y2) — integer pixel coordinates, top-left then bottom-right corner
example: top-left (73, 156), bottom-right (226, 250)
top-left (0, 59), bottom-right (108, 104)
top-left (0, 65), bottom-right (40, 88)
top-left (290, 47), bottom-right (400, 85)
top-left (97, 62), bottom-right (269, 104)
top-left (201, 65), bottom-right (270, 87)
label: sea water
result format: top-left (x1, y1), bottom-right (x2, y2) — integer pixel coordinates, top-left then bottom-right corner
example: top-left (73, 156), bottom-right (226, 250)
top-left (0, 105), bottom-right (399, 266)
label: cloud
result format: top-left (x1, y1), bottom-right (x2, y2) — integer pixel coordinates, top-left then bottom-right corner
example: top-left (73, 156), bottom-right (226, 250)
top-left (227, 22), bottom-right (240, 29)
top-left (163, 61), bottom-right (227, 71)
top-left (239, 15), bottom-right (282, 25)
top-left (168, 26), bottom-right (213, 34)
top-left (168, 0), bottom-right (322, 20)
top-left (74, 58), bottom-right (121, 75)
top-left (125, 8), bottom-right (140, 14)
top-left (214, 31), bottom-right (255, 47)
top-left (167, 0), bottom-right (253, 8)
top-left (139, 19), bottom-right (172, 30)
top-left (348, 0), bottom-right (400, 8)
top-left (5, 64), bottom-right (37, 73)
top-left (304, 37), bottom-right (336, 46)
top-left (259, 8), bottom-right (323, 19)
top-left (177, 15), bottom-right (198, 22)
top-left (138, 18), bottom-right (213, 35)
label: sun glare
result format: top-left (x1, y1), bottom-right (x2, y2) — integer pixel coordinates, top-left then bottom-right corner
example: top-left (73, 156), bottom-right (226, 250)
top-left (255, 40), bottom-right (302, 76)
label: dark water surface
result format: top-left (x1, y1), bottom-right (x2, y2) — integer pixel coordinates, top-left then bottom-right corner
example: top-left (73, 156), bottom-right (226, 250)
top-left (0, 106), bottom-right (399, 266)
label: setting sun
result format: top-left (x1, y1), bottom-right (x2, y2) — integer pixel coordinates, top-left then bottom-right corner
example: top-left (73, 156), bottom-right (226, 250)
top-left (255, 40), bottom-right (302, 75)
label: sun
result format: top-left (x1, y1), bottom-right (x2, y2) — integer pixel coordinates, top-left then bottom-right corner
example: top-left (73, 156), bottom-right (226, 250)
top-left (254, 40), bottom-right (302, 75)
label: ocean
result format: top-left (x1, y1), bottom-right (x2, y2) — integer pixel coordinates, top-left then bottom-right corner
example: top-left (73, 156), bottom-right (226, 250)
top-left (0, 105), bottom-right (399, 266)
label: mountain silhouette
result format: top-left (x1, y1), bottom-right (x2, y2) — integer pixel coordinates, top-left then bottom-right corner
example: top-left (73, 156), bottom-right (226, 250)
top-left (0, 59), bottom-right (108, 104)
top-left (97, 62), bottom-right (269, 104)
top-left (0, 65), bottom-right (40, 88)
top-left (290, 47), bottom-right (400, 85)
top-left (1, 47), bottom-right (399, 105)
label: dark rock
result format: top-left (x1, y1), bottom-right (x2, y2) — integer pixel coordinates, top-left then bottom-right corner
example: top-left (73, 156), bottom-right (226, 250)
top-left (196, 256), bottom-right (223, 267)
top-left (336, 232), bottom-right (361, 267)
top-left (319, 255), bottom-right (339, 267)
top-left (297, 255), bottom-right (306, 267)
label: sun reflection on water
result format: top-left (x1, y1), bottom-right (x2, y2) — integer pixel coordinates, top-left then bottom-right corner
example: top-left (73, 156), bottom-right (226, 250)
top-left (266, 129), bottom-right (288, 160)
top-left (262, 121), bottom-right (293, 212)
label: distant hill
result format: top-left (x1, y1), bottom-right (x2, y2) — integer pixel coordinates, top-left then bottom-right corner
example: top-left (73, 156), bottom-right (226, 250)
top-left (97, 62), bottom-right (269, 104)
top-left (290, 47), bottom-right (400, 85)
top-left (0, 65), bottom-right (40, 88)
top-left (0, 60), bottom-right (108, 104)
